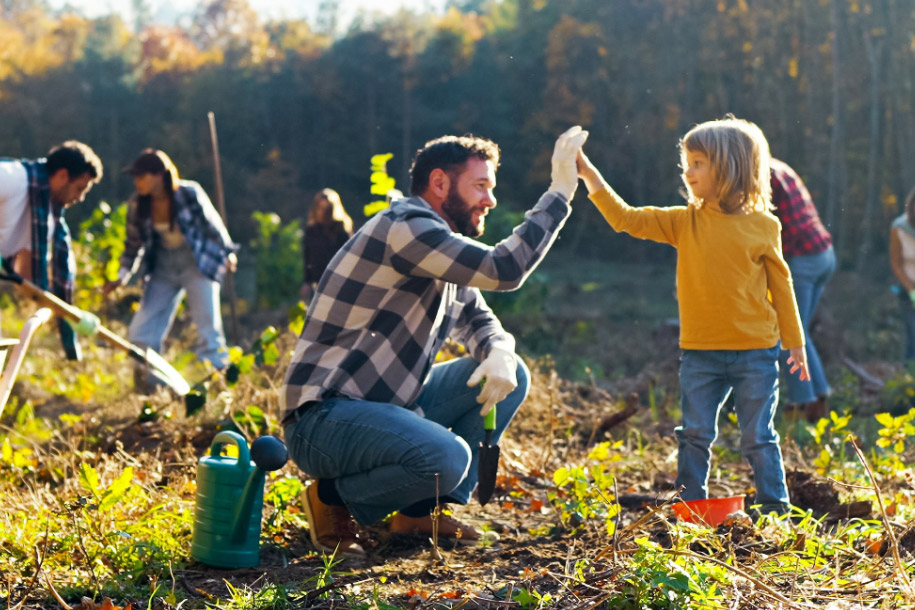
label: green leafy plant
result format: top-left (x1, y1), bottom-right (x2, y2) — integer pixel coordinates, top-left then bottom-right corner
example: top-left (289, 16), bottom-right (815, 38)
top-left (232, 405), bottom-right (274, 437)
top-left (75, 201), bottom-right (127, 311)
top-left (548, 441), bottom-right (621, 535)
top-left (881, 367), bottom-right (915, 415)
top-left (364, 153), bottom-right (396, 217)
top-left (875, 408), bottom-right (915, 454)
top-left (809, 410), bottom-right (853, 476)
top-left (249, 211), bottom-right (303, 309)
top-left (513, 586), bottom-right (553, 610)
top-left (603, 537), bottom-right (730, 609)
top-left (264, 476), bottom-right (304, 532)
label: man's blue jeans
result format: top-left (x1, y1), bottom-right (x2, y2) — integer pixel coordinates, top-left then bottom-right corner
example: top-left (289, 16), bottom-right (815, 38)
top-left (284, 356), bottom-right (530, 525)
top-left (675, 347), bottom-right (789, 507)
top-left (779, 246), bottom-right (836, 403)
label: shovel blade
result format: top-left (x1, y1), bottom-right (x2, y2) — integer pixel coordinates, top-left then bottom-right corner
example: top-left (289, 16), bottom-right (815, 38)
top-left (477, 442), bottom-right (500, 506)
top-left (140, 347), bottom-right (191, 396)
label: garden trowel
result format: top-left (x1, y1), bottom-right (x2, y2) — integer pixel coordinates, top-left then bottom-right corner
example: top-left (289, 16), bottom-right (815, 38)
top-left (477, 404), bottom-right (499, 505)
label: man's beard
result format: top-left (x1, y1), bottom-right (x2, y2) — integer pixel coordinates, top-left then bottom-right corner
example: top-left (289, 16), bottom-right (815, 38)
top-left (442, 184), bottom-right (484, 237)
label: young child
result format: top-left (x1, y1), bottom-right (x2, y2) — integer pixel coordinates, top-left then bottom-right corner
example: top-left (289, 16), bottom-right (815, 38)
top-left (577, 116), bottom-right (810, 515)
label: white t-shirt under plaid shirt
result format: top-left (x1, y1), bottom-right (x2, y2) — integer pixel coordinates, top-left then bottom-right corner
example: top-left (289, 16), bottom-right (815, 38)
top-left (281, 191), bottom-right (571, 415)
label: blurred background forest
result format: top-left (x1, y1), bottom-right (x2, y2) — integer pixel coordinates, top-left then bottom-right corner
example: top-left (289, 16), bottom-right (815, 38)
top-left (1, 0), bottom-right (914, 378)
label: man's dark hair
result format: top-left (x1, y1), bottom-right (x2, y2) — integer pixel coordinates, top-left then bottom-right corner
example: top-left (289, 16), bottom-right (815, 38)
top-left (46, 140), bottom-right (103, 182)
top-left (409, 135), bottom-right (500, 195)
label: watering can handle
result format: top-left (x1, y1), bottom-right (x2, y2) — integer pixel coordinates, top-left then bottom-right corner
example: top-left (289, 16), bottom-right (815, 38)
top-left (209, 431), bottom-right (251, 472)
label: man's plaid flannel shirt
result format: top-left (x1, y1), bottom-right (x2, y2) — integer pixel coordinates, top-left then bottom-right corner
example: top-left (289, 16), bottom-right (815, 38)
top-left (770, 158), bottom-right (832, 258)
top-left (118, 180), bottom-right (237, 284)
top-left (23, 159), bottom-right (80, 360)
top-left (281, 191), bottom-right (571, 415)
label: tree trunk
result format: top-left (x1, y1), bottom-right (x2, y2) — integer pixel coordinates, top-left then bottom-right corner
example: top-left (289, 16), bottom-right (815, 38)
top-left (400, 50), bottom-right (414, 192)
top-left (886, 0), bottom-right (915, 203)
top-left (826, 0), bottom-right (848, 263)
top-left (856, 25), bottom-right (884, 270)
top-left (801, 0), bottom-right (828, 210)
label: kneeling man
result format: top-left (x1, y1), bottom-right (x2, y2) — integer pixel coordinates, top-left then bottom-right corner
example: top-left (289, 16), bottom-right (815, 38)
top-left (281, 127), bottom-right (587, 556)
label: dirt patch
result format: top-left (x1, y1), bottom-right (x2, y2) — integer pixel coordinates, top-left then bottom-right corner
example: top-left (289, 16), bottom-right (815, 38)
top-left (896, 524), bottom-right (915, 557)
top-left (785, 469), bottom-right (840, 515)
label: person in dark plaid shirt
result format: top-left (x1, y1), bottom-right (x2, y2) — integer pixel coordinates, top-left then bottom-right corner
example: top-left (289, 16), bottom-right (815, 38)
top-left (103, 149), bottom-right (238, 390)
top-left (770, 158), bottom-right (835, 423)
top-left (0, 141), bottom-right (103, 360)
top-left (283, 127), bottom-right (588, 557)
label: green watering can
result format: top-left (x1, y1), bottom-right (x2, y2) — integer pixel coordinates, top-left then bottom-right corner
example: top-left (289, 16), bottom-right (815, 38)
top-left (190, 431), bottom-right (288, 568)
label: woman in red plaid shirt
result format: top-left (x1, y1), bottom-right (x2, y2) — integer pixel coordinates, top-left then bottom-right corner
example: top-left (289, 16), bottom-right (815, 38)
top-left (770, 158), bottom-right (835, 423)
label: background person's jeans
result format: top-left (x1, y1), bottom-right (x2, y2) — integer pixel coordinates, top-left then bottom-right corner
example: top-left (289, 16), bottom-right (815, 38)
top-left (675, 347), bottom-right (789, 508)
top-left (128, 243), bottom-right (228, 370)
top-left (779, 246), bottom-right (836, 403)
top-left (285, 355), bottom-right (530, 525)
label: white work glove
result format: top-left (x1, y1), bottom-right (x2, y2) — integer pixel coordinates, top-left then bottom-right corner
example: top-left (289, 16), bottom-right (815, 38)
top-left (466, 347), bottom-right (518, 417)
top-left (74, 311), bottom-right (100, 336)
top-left (548, 125), bottom-right (590, 201)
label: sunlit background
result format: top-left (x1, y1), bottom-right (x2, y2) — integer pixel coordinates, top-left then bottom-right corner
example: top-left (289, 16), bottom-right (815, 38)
top-left (49, 0), bottom-right (448, 32)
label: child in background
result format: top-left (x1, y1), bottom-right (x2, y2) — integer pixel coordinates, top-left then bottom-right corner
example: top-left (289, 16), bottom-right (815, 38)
top-left (577, 116), bottom-right (809, 515)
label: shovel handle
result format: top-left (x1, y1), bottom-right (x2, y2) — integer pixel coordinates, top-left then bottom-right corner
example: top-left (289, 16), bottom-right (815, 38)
top-left (483, 404), bottom-right (496, 431)
top-left (9, 275), bottom-right (144, 357)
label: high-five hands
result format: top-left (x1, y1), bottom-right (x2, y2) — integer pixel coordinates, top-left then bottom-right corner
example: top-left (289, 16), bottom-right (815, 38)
top-left (467, 346), bottom-right (518, 417)
top-left (549, 126), bottom-right (590, 200)
top-left (787, 346), bottom-right (810, 381)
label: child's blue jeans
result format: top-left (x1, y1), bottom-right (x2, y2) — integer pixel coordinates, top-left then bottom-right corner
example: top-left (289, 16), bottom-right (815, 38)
top-left (675, 346), bottom-right (789, 509)
top-left (284, 356), bottom-right (529, 525)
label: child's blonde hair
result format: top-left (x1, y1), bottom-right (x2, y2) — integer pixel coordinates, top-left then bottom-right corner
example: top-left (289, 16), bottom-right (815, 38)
top-left (679, 115), bottom-right (772, 214)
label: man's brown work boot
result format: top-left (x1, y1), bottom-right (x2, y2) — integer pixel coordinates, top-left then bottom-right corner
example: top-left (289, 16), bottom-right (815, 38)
top-left (301, 482), bottom-right (366, 557)
top-left (390, 509), bottom-right (481, 544)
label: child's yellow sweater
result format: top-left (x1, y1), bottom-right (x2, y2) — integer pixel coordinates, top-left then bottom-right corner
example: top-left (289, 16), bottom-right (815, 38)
top-left (590, 188), bottom-right (804, 350)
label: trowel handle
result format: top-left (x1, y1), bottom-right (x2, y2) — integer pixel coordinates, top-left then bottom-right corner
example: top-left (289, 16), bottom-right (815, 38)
top-left (483, 405), bottom-right (496, 431)
top-left (209, 431), bottom-right (251, 472)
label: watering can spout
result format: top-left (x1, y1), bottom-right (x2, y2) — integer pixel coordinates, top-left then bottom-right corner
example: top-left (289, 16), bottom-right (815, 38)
top-left (231, 435), bottom-right (289, 544)
top-left (232, 469), bottom-right (267, 543)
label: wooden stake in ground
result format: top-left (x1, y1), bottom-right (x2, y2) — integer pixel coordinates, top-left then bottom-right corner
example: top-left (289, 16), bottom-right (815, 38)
top-left (207, 111), bottom-right (240, 344)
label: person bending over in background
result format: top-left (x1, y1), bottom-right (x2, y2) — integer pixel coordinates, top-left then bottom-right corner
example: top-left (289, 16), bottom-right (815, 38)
top-left (770, 158), bottom-right (835, 424)
top-left (889, 186), bottom-right (915, 363)
top-left (281, 126), bottom-right (588, 557)
top-left (0, 140), bottom-right (103, 359)
top-left (103, 149), bottom-right (237, 390)
top-left (301, 188), bottom-right (352, 301)
top-left (577, 116), bottom-right (809, 517)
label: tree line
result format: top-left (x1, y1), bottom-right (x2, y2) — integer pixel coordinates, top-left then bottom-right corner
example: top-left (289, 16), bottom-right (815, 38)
top-left (0, 0), bottom-right (912, 272)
